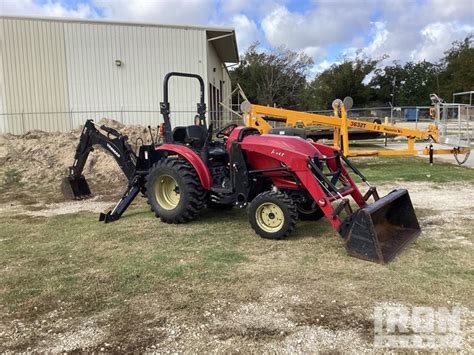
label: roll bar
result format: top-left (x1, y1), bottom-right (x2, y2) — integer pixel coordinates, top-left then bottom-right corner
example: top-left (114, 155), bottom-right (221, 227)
top-left (160, 72), bottom-right (207, 143)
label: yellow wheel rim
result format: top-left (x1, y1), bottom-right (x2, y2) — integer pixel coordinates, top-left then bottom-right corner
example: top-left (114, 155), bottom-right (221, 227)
top-left (255, 202), bottom-right (284, 233)
top-left (154, 175), bottom-right (180, 210)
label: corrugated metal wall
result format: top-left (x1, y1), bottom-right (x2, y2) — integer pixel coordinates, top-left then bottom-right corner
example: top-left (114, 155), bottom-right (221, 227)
top-left (63, 21), bottom-right (208, 128)
top-left (0, 17), bottom-right (233, 134)
top-left (1, 17), bottom-right (70, 133)
top-left (0, 18), bottom-right (5, 133)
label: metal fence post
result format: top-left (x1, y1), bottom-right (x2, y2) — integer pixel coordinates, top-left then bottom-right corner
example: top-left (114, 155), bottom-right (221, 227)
top-left (415, 107), bottom-right (419, 130)
top-left (21, 109), bottom-right (25, 134)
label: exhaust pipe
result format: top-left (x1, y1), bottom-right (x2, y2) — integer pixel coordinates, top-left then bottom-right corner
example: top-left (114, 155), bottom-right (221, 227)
top-left (61, 175), bottom-right (92, 200)
top-left (340, 189), bottom-right (421, 264)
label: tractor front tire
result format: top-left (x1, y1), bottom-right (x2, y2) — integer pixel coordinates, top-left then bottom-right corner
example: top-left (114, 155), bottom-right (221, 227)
top-left (249, 191), bottom-right (297, 240)
top-left (146, 159), bottom-right (206, 223)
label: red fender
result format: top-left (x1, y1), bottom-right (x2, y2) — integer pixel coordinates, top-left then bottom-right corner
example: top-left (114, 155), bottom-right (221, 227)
top-left (154, 144), bottom-right (212, 189)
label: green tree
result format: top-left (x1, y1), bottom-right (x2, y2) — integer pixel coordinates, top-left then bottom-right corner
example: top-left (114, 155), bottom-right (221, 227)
top-left (230, 42), bottom-right (313, 107)
top-left (231, 35), bottom-right (473, 110)
top-left (438, 35), bottom-right (474, 100)
top-left (368, 62), bottom-right (404, 105)
top-left (304, 55), bottom-right (381, 110)
top-left (369, 61), bottom-right (439, 106)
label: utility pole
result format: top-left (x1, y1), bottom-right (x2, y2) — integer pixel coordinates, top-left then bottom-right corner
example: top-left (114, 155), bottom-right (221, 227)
top-left (390, 76), bottom-right (396, 107)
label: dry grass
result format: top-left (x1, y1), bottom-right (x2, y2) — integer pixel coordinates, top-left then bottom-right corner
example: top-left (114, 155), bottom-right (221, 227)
top-left (1, 156), bottom-right (474, 352)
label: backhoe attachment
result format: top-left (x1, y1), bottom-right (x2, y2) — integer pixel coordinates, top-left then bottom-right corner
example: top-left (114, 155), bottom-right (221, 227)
top-left (62, 120), bottom-right (137, 200)
top-left (61, 175), bottom-right (91, 200)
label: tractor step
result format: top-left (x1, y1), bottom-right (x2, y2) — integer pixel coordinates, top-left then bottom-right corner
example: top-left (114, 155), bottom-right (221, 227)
top-left (210, 186), bottom-right (233, 194)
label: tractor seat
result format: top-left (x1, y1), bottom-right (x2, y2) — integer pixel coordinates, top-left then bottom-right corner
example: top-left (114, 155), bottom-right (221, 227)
top-left (172, 126), bottom-right (187, 142)
top-left (173, 125), bottom-right (207, 149)
top-left (173, 125), bottom-right (226, 157)
top-left (185, 125), bottom-right (206, 149)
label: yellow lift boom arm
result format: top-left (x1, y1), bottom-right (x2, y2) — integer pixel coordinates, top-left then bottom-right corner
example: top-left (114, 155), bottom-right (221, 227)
top-left (242, 101), bottom-right (456, 158)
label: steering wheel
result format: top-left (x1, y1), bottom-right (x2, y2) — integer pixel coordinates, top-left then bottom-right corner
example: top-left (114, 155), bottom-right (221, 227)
top-left (216, 123), bottom-right (238, 138)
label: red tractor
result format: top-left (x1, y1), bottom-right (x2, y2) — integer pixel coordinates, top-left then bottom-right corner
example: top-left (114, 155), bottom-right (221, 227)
top-left (62, 72), bottom-right (420, 263)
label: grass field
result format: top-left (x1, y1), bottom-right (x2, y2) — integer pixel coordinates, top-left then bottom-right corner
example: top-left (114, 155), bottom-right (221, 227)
top-left (1, 156), bottom-right (473, 352)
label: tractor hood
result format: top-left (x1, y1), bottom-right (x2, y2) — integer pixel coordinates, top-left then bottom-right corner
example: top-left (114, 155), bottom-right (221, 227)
top-left (228, 127), bottom-right (327, 161)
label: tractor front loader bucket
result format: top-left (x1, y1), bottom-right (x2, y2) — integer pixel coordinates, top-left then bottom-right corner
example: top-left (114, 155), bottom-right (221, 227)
top-left (61, 175), bottom-right (91, 200)
top-left (340, 189), bottom-right (420, 263)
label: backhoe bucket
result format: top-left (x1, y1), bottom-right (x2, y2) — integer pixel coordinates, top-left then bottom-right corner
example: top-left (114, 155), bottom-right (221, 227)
top-left (341, 189), bottom-right (420, 264)
top-left (61, 175), bottom-right (91, 200)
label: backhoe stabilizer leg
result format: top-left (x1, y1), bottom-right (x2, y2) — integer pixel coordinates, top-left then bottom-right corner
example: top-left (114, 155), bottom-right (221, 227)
top-left (99, 177), bottom-right (143, 223)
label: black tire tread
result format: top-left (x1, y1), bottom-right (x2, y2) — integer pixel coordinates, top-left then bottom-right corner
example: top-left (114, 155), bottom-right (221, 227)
top-left (145, 158), bottom-right (206, 224)
top-left (249, 190), bottom-right (298, 239)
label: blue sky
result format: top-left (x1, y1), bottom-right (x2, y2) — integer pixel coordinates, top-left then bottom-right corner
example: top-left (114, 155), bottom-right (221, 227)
top-left (2, 0), bottom-right (473, 75)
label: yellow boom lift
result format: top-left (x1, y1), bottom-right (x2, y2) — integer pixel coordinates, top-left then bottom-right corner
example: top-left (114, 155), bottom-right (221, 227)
top-left (242, 96), bottom-right (471, 163)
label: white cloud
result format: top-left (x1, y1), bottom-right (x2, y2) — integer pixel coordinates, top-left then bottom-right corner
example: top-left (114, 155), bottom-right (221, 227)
top-left (92, 0), bottom-right (214, 25)
top-left (306, 58), bottom-right (342, 79)
top-left (0, 0), bottom-right (97, 18)
top-left (314, 59), bottom-right (336, 72)
top-left (426, 0), bottom-right (474, 22)
top-left (230, 14), bottom-right (259, 51)
top-left (261, 2), bottom-right (376, 50)
top-left (260, 0), bottom-right (473, 71)
top-left (220, 0), bottom-right (252, 14)
top-left (301, 46), bottom-right (325, 59)
top-left (221, 0), bottom-right (286, 17)
top-left (344, 1), bottom-right (473, 66)
top-left (411, 22), bottom-right (474, 62)
top-left (365, 22), bottom-right (389, 55)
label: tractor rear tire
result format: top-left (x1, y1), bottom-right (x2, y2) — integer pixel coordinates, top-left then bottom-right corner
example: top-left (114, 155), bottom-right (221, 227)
top-left (249, 191), bottom-right (297, 240)
top-left (145, 158), bottom-right (206, 223)
top-left (297, 201), bottom-right (325, 221)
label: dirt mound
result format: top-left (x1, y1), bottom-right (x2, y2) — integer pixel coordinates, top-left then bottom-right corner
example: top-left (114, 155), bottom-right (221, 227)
top-left (0, 118), bottom-right (154, 202)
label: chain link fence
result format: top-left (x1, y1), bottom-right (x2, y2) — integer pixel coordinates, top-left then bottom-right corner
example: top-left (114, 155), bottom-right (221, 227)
top-left (0, 105), bottom-right (443, 135)
top-left (311, 106), bottom-right (432, 124)
top-left (0, 108), bottom-right (242, 135)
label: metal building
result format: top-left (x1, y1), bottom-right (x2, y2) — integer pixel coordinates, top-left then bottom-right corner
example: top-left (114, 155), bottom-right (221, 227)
top-left (0, 15), bottom-right (239, 134)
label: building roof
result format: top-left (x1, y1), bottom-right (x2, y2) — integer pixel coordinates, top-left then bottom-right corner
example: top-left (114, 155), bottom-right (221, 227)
top-left (0, 15), bottom-right (240, 63)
